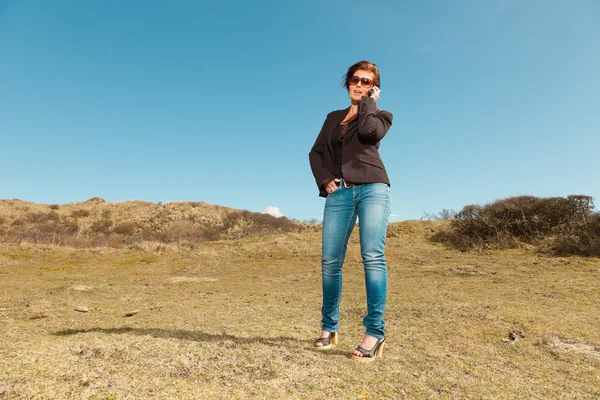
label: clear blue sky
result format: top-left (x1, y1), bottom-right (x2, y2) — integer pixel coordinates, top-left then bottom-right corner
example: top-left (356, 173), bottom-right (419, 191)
top-left (1, 0), bottom-right (599, 221)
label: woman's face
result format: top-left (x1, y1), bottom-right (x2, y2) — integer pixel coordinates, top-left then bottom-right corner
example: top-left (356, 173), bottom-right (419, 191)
top-left (348, 69), bottom-right (375, 103)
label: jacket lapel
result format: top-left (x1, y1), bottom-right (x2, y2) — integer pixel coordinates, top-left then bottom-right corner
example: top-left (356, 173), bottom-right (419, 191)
top-left (331, 108), bottom-right (349, 129)
top-left (326, 108), bottom-right (350, 154)
top-left (342, 118), bottom-right (359, 144)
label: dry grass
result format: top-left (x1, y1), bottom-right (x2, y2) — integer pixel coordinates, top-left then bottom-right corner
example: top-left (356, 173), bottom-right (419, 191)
top-left (0, 199), bottom-right (310, 248)
top-left (0, 220), bottom-right (599, 399)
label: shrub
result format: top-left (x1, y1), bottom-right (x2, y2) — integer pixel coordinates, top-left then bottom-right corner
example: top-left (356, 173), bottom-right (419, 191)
top-left (200, 225), bottom-right (224, 241)
top-left (421, 208), bottom-right (458, 221)
top-left (220, 210), bottom-right (304, 239)
top-left (432, 195), bottom-right (599, 256)
top-left (160, 221), bottom-right (206, 243)
top-left (302, 218), bottom-right (321, 225)
top-left (553, 210), bottom-right (600, 256)
top-left (71, 209), bottom-right (91, 218)
top-left (112, 222), bottom-right (137, 235)
top-left (24, 211), bottom-right (59, 224)
top-left (11, 218), bottom-right (25, 227)
top-left (91, 220), bottom-right (113, 233)
top-left (90, 235), bottom-right (108, 247)
top-left (12, 219), bottom-right (80, 246)
top-left (35, 221), bottom-right (79, 239)
top-left (86, 197), bottom-right (106, 204)
top-left (49, 204), bottom-right (60, 210)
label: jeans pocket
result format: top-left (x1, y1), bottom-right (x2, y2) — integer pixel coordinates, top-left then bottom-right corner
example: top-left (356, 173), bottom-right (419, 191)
top-left (327, 189), bottom-right (340, 200)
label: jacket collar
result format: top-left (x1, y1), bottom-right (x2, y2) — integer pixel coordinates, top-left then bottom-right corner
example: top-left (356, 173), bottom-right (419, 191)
top-left (332, 107), bottom-right (350, 126)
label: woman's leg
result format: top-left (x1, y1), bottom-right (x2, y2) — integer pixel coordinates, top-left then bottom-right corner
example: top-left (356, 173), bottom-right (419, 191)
top-left (320, 186), bottom-right (357, 333)
top-left (356, 183), bottom-right (391, 339)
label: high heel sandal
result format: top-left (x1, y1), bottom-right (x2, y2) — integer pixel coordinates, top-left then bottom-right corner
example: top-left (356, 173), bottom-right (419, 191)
top-left (351, 337), bottom-right (385, 362)
top-left (313, 332), bottom-right (338, 351)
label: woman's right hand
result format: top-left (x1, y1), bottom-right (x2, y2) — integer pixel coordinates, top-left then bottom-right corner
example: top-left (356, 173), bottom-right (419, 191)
top-left (325, 178), bottom-right (341, 194)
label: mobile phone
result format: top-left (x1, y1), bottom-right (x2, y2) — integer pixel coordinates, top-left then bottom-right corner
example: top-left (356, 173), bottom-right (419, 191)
top-left (368, 89), bottom-right (374, 97)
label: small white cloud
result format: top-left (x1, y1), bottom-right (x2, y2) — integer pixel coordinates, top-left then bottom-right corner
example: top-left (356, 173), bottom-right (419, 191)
top-left (263, 206), bottom-right (284, 218)
top-left (390, 213), bottom-right (400, 217)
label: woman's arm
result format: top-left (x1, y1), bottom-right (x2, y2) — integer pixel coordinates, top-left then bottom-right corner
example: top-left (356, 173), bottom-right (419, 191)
top-left (309, 114), bottom-right (335, 190)
top-left (357, 96), bottom-right (393, 143)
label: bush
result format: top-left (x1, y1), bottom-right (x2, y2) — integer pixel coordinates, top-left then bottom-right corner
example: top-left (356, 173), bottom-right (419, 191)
top-left (12, 219), bottom-right (80, 246)
top-left (25, 211), bottom-right (59, 224)
top-left (421, 208), bottom-right (457, 220)
top-left (86, 197), bottom-right (105, 204)
top-left (302, 218), bottom-right (321, 225)
top-left (11, 218), bottom-right (25, 227)
top-left (91, 220), bottom-right (113, 233)
top-left (553, 210), bottom-right (600, 256)
top-left (433, 195), bottom-right (599, 256)
top-left (35, 221), bottom-right (79, 238)
top-left (159, 221), bottom-right (206, 243)
top-left (221, 210), bottom-right (304, 240)
top-left (49, 204), bottom-right (60, 210)
top-left (71, 209), bottom-right (91, 218)
top-left (112, 222), bottom-right (137, 235)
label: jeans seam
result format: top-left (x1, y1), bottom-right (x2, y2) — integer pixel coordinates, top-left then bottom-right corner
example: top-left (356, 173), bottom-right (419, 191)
top-left (383, 190), bottom-right (391, 243)
top-left (337, 200), bottom-right (356, 309)
top-left (338, 194), bottom-right (357, 267)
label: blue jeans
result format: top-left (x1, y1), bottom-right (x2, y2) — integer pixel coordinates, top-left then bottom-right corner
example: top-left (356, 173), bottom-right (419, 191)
top-left (321, 182), bottom-right (391, 339)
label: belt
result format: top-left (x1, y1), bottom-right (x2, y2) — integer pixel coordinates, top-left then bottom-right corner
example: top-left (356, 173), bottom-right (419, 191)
top-left (338, 177), bottom-right (357, 188)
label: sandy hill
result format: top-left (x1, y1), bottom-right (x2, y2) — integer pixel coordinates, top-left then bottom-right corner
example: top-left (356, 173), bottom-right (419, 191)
top-left (0, 197), bottom-right (309, 248)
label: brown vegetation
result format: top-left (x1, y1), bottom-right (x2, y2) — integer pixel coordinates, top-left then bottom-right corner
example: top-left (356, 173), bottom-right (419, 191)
top-left (433, 195), bottom-right (600, 256)
top-left (0, 198), bottom-right (311, 249)
top-left (70, 209), bottom-right (91, 218)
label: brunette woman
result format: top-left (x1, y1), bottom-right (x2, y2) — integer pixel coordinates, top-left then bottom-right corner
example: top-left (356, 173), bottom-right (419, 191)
top-left (309, 60), bottom-right (393, 362)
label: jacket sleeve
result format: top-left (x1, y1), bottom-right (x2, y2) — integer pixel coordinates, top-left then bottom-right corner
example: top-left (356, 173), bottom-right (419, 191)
top-left (309, 114), bottom-right (335, 189)
top-left (357, 96), bottom-right (393, 143)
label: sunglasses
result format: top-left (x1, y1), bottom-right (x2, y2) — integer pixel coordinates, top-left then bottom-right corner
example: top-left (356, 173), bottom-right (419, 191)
top-left (349, 76), bottom-right (374, 88)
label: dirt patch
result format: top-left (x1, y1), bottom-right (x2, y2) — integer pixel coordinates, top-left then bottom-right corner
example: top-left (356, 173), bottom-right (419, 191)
top-left (169, 277), bottom-right (218, 283)
top-left (71, 285), bottom-right (93, 292)
top-left (449, 265), bottom-right (490, 276)
top-left (418, 265), bottom-right (491, 276)
top-left (552, 340), bottom-right (600, 358)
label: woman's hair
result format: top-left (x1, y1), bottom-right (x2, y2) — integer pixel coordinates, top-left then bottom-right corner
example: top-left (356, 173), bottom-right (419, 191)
top-left (342, 60), bottom-right (381, 90)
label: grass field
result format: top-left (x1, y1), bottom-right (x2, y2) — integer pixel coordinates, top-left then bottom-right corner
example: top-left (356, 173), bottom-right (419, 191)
top-left (1, 221), bottom-right (599, 399)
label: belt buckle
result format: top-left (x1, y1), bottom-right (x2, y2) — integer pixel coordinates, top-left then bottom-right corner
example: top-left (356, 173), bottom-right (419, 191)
top-left (343, 178), bottom-right (355, 189)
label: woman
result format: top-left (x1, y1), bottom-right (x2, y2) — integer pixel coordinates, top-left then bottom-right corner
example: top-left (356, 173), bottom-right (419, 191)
top-left (309, 60), bottom-right (393, 362)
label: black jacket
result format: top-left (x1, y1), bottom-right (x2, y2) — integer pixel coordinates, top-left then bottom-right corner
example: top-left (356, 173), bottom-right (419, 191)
top-left (309, 96), bottom-right (393, 197)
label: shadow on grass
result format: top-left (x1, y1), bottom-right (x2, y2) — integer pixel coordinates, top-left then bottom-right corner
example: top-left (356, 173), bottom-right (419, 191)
top-left (54, 327), bottom-right (305, 347)
top-left (54, 328), bottom-right (355, 358)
